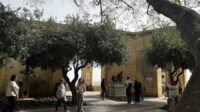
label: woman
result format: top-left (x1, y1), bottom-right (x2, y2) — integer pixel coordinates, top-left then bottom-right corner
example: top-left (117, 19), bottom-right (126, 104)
top-left (5, 74), bottom-right (19, 112)
top-left (55, 79), bottom-right (67, 111)
top-left (77, 78), bottom-right (86, 112)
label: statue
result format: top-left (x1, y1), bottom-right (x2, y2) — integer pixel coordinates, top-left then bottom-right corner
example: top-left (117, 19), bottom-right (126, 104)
top-left (111, 71), bottom-right (123, 83)
top-left (112, 75), bottom-right (116, 83)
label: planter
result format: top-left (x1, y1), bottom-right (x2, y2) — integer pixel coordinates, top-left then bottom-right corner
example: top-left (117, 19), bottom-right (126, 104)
top-left (109, 83), bottom-right (126, 97)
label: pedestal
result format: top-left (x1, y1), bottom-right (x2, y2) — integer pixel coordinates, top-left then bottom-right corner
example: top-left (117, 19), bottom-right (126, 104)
top-left (109, 83), bottom-right (126, 97)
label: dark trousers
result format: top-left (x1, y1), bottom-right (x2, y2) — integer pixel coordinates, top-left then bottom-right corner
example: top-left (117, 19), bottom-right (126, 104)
top-left (126, 90), bottom-right (131, 104)
top-left (6, 96), bottom-right (16, 112)
top-left (55, 98), bottom-right (67, 111)
top-left (101, 89), bottom-right (106, 100)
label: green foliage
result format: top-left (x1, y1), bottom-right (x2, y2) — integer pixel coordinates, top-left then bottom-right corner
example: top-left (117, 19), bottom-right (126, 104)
top-left (13, 8), bottom-right (45, 64)
top-left (26, 16), bottom-right (128, 71)
top-left (0, 3), bottom-right (19, 64)
top-left (145, 27), bottom-right (195, 85)
top-left (146, 27), bottom-right (195, 70)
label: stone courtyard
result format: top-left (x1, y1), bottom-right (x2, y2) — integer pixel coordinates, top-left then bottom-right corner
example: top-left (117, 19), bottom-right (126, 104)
top-left (16, 92), bottom-right (167, 112)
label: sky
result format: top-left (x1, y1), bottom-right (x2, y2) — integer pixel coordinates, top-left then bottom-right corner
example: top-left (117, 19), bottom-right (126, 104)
top-left (0, 0), bottom-right (200, 32)
top-left (0, 0), bottom-right (83, 21)
top-left (0, 0), bottom-right (144, 31)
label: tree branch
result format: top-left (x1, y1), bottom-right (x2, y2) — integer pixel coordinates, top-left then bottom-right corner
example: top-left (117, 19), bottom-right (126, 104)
top-left (67, 66), bottom-right (72, 72)
top-left (146, 0), bottom-right (189, 23)
top-left (173, 69), bottom-right (184, 85)
top-left (146, 4), bottom-right (153, 16)
top-left (73, 56), bottom-right (79, 69)
top-left (119, 0), bottom-right (135, 11)
top-left (93, 0), bottom-right (101, 5)
top-left (62, 68), bottom-right (70, 84)
top-left (74, 0), bottom-right (81, 6)
top-left (78, 60), bottom-right (88, 70)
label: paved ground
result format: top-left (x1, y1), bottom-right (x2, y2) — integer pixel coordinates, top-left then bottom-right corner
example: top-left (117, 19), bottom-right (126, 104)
top-left (16, 92), bottom-right (168, 112)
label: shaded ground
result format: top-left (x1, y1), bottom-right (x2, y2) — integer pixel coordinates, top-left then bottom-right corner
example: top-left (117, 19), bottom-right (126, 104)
top-left (16, 92), bottom-right (168, 112)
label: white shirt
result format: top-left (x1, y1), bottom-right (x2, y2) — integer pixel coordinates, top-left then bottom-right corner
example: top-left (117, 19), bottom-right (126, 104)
top-left (56, 83), bottom-right (66, 98)
top-left (6, 81), bottom-right (19, 97)
top-left (60, 83), bottom-right (66, 97)
top-left (125, 80), bottom-right (132, 89)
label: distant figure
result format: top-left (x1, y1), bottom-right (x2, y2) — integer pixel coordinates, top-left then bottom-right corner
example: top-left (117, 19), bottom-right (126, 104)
top-left (77, 78), bottom-right (86, 112)
top-left (125, 77), bottom-right (132, 104)
top-left (101, 78), bottom-right (107, 100)
top-left (111, 75), bottom-right (116, 83)
top-left (134, 80), bottom-right (141, 104)
top-left (116, 71), bottom-right (123, 83)
top-left (55, 79), bottom-right (67, 111)
top-left (5, 74), bottom-right (20, 112)
top-left (111, 71), bottom-right (123, 83)
top-left (162, 82), bottom-right (166, 97)
top-left (178, 82), bottom-right (182, 94)
top-left (138, 81), bottom-right (143, 101)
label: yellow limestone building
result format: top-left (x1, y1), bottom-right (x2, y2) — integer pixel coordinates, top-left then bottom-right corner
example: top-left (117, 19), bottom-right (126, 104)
top-left (0, 30), bottom-right (186, 97)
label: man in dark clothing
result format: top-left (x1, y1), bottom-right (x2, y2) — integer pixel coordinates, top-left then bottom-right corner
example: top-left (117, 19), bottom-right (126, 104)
top-left (134, 80), bottom-right (141, 104)
top-left (138, 81), bottom-right (143, 101)
top-left (125, 77), bottom-right (132, 104)
top-left (101, 78), bottom-right (107, 100)
top-left (126, 82), bottom-right (132, 104)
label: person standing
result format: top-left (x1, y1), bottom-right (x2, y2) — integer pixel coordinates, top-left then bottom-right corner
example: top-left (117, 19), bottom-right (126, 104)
top-left (55, 79), bottom-right (67, 111)
top-left (134, 80), bottom-right (141, 104)
top-left (138, 81), bottom-right (143, 101)
top-left (77, 78), bottom-right (86, 112)
top-left (178, 81), bottom-right (183, 94)
top-left (5, 74), bottom-right (19, 112)
top-left (101, 78), bottom-right (107, 100)
top-left (125, 77), bottom-right (132, 104)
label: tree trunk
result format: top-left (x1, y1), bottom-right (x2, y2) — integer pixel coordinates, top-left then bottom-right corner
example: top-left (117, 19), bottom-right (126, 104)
top-left (68, 83), bottom-right (77, 105)
top-left (146, 0), bottom-right (200, 111)
top-left (21, 65), bottom-right (32, 97)
top-left (21, 74), bottom-right (30, 97)
top-left (62, 68), bottom-right (78, 105)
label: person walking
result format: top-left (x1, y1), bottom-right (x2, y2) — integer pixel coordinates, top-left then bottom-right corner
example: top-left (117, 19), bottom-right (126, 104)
top-left (125, 77), bottom-right (132, 104)
top-left (134, 80), bottom-right (141, 104)
top-left (5, 74), bottom-right (19, 112)
top-left (101, 78), bottom-right (107, 100)
top-left (55, 79), bottom-right (67, 111)
top-left (77, 78), bottom-right (86, 112)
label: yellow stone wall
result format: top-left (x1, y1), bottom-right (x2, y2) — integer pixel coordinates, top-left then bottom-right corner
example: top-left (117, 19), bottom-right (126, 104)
top-left (0, 59), bottom-right (63, 96)
top-left (81, 66), bottom-right (93, 86)
top-left (103, 32), bottom-right (162, 97)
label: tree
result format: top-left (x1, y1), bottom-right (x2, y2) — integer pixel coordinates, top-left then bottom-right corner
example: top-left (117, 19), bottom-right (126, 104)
top-left (0, 3), bottom-right (19, 64)
top-left (25, 16), bottom-right (128, 104)
top-left (144, 0), bottom-right (200, 111)
top-left (145, 27), bottom-right (194, 85)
